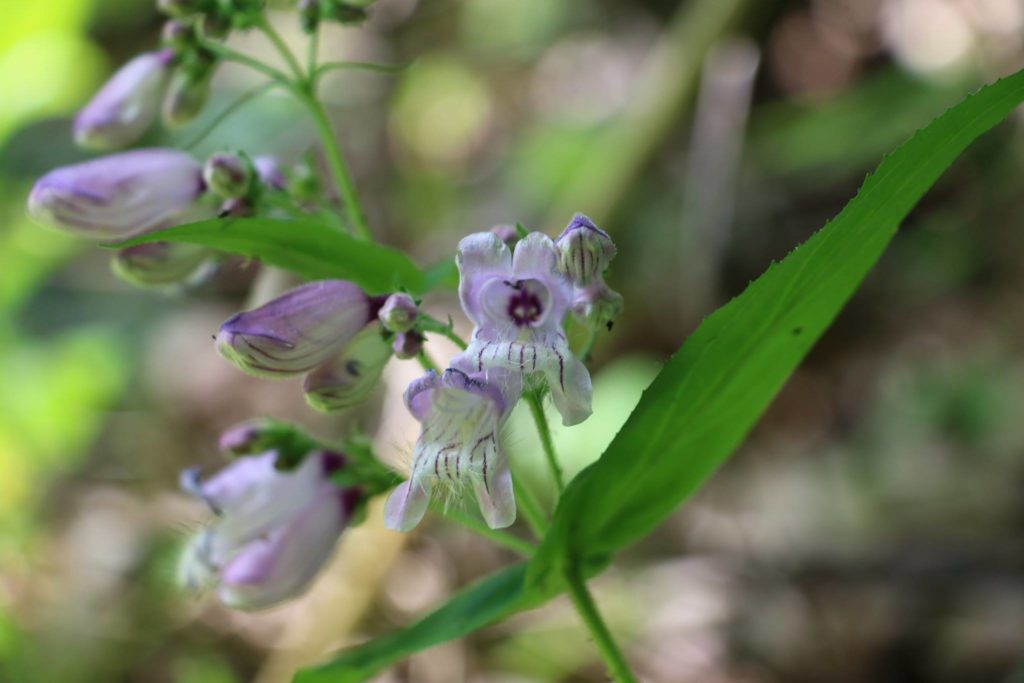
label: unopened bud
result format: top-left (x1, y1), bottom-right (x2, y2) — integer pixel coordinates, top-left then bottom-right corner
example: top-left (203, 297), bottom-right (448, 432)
top-left (216, 280), bottom-right (376, 377)
top-left (572, 284), bottom-right (623, 331)
top-left (253, 155), bottom-right (287, 190)
top-left (74, 50), bottom-right (174, 150)
top-left (28, 149), bottom-right (203, 240)
top-left (202, 12), bottom-right (232, 39)
top-left (555, 213), bottom-right (616, 287)
top-left (161, 20), bottom-right (197, 49)
top-left (112, 241), bottom-right (213, 288)
top-left (163, 69), bottom-right (212, 128)
top-left (378, 292), bottom-right (418, 333)
top-left (304, 326), bottom-right (392, 412)
top-left (204, 152), bottom-right (252, 199)
top-left (392, 331), bottom-right (423, 360)
top-left (322, 2), bottom-right (368, 24)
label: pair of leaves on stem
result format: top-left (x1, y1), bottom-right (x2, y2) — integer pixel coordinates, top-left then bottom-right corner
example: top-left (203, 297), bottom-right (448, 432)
top-left (119, 68), bottom-right (1024, 682)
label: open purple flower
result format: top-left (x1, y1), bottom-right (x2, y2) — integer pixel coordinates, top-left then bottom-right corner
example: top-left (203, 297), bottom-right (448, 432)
top-left (178, 449), bottom-right (357, 610)
top-left (74, 50), bottom-right (175, 150)
top-left (216, 280), bottom-right (380, 377)
top-left (458, 231), bottom-right (592, 426)
top-left (27, 148), bottom-right (204, 240)
top-left (384, 359), bottom-right (522, 532)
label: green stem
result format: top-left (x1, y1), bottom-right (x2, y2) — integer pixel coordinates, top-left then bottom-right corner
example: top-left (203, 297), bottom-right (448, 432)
top-left (564, 565), bottom-right (638, 683)
top-left (416, 351), bottom-right (439, 373)
top-left (184, 80), bottom-right (279, 150)
top-left (299, 94), bottom-right (373, 241)
top-left (437, 505), bottom-right (534, 557)
top-left (307, 25), bottom-right (320, 88)
top-left (203, 42), bottom-right (293, 86)
top-left (256, 15), bottom-right (305, 82)
top-left (526, 392), bottom-right (564, 493)
top-left (420, 314), bottom-right (469, 350)
top-left (512, 471), bottom-right (548, 538)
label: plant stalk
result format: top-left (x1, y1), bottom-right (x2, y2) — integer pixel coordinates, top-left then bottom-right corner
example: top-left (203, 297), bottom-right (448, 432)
top-left (565, 565), bottom-right (638, 683)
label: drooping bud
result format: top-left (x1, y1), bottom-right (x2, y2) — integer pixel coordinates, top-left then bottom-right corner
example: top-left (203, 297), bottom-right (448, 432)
top-left (253, 155), bottom-right (287, 190)
top-left (112, 241), bottom-right (213, 288)
top-left (216, 280), bottom-right (377, 377)
top-left (555, 213), bottom-right (616, 287)
top-left (163, 68), bottom-right (213, 128)
top-left (28, 149), bottom-right (204, 240)
top-left (161, 20), bottom-right (197, 50)
top-left (73, 50), bottom-right (174, 150)
top-left (298, 0), bottom-right (320, 32)
top-left (203, 152), bottom-right (253, 199)
top-left (178, 450), bottom-right (358, 610)
top-left (572, 284), bottom-right (624, 331)
top-left (391, 330), bottom-right (424, 360)
top-left (377, 292), bottom-right (418, 333)
top-left (304, 325), bottom-right (392, 412)
top-left (321, 1), bottom-right (369, 25)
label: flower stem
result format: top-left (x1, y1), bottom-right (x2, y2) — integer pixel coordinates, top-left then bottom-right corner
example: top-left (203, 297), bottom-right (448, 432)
top-left (564, 564), bottom-right (638, 683)
top-left (256, 15), bottom-right (305, 82)
top-left (438, 505), bottom-right (535, 557)
top-left (512, 471), bottom-right (548, 538)
top-left (299, 93), bottom-right (373, 241)
top-left (526, 391), bottom-right (565, 493)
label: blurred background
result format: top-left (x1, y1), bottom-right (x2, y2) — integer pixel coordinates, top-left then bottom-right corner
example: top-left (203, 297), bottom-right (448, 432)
top-left (2, 0), bottom-right (1024, 681)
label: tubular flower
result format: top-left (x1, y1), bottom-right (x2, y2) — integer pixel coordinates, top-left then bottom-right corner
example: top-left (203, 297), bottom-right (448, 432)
top-left (178, 449), bottom-right (358, 610)
top-left (216, 280), bottom-right (379, 377)
top-left (112, 241), bottom-right (213, 288)
top-left (74, 50), bottom-right (175, 150)
top-left (555, 213), bottom-right (623, 330)
top-left (384, 360), bottom-right (522, 532)
top-left (27, 149), bottom-right (204, 240)
top-left (458, 231), bottom-right (592, 426)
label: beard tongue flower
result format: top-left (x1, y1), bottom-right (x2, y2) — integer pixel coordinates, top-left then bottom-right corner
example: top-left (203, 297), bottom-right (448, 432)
top-left (178, 449), bottom-right (357, 611)
top-left (303, 324), bottom-right (393, 412)
top-left (27, 148), bottom-right (204, 240)
top-left (74, 50), bottom-right (174, 150)
top-left (384, 361), bottom-right (521, 532)
top-left (215, 280), bottom-right (379, 378)
top-left (458, 231), bottom-right (593, 426)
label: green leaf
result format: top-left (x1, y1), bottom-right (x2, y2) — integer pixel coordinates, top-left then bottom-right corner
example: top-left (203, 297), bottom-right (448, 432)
top-left (294, 564), bottom-right (534, 683)
top-left (295, 70), bottom-right (1024, 681)
top-left (527, 69), bottom-right (1024, 589)
top-left (116, 217), bottom-right (435, 295)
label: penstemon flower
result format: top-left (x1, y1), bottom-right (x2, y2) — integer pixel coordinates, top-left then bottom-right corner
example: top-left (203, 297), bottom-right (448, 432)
top-left (303, 324), bottom-right (394, 411)
top-left (112, 241), bottom-right (214, 288)
top-left (216, 280), bottom-right (382, 377)
top-left (27, 149), bottom-right (205, 240)
top-left (178, 449), bottom-right (359, 610)
top-left (458, 230), bottom-right (593, 426)
top-left (384, 360), bottom-right (522, 531)
top-left (555, 213), bottom-right (624, 330)
top-left (73, 50), bottom-right (175, 150)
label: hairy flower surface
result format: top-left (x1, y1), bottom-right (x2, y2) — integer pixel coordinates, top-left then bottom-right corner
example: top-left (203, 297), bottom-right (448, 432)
top-left (216, 280), bottom-right (377, 377)
top-left (179, 450), bottom-right (356, 610)
top-left (28, 149), bottom-right (204, 240)
top-left (74, 50), bottom-right (174, 150)
top-left (458, 231), bottom-right (592, 425)
top-left (384, 361), bottom-right (521, 531)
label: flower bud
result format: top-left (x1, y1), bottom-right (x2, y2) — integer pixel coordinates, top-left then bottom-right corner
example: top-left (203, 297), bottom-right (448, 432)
top-left (163, 69), bottom-right (212, 129)
top-left (202, 12), bottom-right (233, 38)
top-left (28, 149), bottom-right (204, 240)
top-left (378, 292), bottom-right (418, 333)
top-left (555, 213), bottom-right (616, 287)
top-left (161, 20), bottom-right (197, 50)
top-left (321, 1), bottom-right (369, 24)
top-left (218, 420), bottom-right (271, 456)
top-left (304, 325), bottom-right (392, 412)
top-left (204, 152), bottom-right (252, 199)
top-left (253, 155), bottom-right (287, 190)
top-left (112, 241), bottom-right (213, 287)
top-left (392, 331), bottom-right (423, 360)
top-left (73, 50), bottom-right (174, 150)
top-left (178, 450), bottom-right (358, 610)
top-left (490, 224), bottom-right (519, 246)
top-left (216, 280), bottom-right (376, 377)
top-left (572, 284), bottom-right (624, 331)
